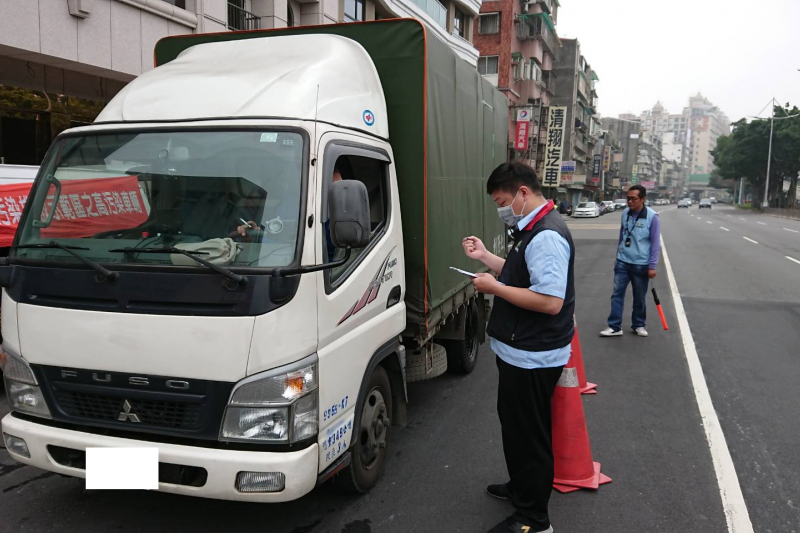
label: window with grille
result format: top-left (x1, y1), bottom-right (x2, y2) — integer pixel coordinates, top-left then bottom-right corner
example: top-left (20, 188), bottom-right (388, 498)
top-left (478, 56), bottom-right (499, 75)
top-left (478, 13), bottom-right (500, 34)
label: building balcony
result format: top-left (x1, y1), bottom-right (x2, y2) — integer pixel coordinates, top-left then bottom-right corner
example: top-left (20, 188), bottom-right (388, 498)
top-left (516, 13), bottom-right (559, 56)
top-left (518, 79), bottom-right (546, 102)
top-left (408, 0), bottom-right (448, 30)
top-left (527, 0), bottom-right (555, 14)
top-left (573, 136), bottom-right (589, 156)
top-left (577, 72), bottom-right (590, 100)
top-left (228, 2), bottom-right (260, 31)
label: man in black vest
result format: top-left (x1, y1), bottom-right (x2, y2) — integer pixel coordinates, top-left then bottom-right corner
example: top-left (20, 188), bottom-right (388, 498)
top-left (463, 162), bottom-right (575, 533)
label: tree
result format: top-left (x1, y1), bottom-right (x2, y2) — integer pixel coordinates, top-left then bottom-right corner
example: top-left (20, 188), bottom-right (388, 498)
top-left (712, 105), bottom-right (800, 209)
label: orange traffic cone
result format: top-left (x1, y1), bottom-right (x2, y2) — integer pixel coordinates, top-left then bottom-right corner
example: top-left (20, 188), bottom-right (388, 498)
top-left (551, 356), bottom-right (611, 493)
top-left (571, 319), bottom-right (597, 395)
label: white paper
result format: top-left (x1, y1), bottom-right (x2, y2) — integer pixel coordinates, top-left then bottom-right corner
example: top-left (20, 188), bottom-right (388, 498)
top-left (449, 266), bottom-right (478, 278)
top-left (86, 447), bottom-right (158, 490)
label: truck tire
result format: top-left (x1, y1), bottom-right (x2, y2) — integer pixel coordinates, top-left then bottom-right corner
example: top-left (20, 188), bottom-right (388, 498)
top-left (404, 343), bottom-right (447, 382)
top-left (443, 300), bottom-right (480, 375)
top-left (337, 365), bottom-right (392, 494)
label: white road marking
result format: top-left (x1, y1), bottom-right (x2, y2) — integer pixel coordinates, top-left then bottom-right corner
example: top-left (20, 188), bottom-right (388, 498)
top-left (706, 221), bottom-right (713, 225)
top-left (743, 237), bottom-right (759, 244)
top-left (727, 215), bottom-right (732, 218)
top-left (662, 242), bottom-right (754, 533)
top-left (783, 228), bottom-right (799, 234)
top-left (757, 221), bottom-right (767, 226)
top-left (739, 218), bottom-right (746, 221)
top-left (787, 256), bottom-right (800, 265)
top-left (720, 227), bottom-right (730, 232)
top-left (697, 217), bottom-right (703, 220)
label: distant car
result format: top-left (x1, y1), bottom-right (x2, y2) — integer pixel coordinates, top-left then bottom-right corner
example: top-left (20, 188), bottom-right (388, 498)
top-left (601, 200), bottom-right (615, 213)
top-left (678, 199), bottom-right (690, 208)
top-left (710, 197), bottom-right (717, 204)
top-left (574, 201), bottom-right (600, 218)
top-left (699, 199), bottom-right (712, 209)
top-left (613, 199), bottom-right (627, 211)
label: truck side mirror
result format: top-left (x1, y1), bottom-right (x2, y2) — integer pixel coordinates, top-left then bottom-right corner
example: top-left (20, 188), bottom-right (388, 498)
top-left (329, 180), bottom-right (370, 249)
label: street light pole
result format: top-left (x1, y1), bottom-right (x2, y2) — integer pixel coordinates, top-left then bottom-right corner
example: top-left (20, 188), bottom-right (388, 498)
top-left (762, 98), bottom-right (775, 209)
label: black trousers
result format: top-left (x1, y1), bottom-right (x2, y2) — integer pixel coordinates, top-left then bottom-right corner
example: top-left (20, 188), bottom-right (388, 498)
top-left (496, 356), bottom-right (564, 530)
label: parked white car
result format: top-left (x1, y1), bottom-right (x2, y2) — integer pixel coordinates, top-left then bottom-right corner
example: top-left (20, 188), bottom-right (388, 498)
top-left (574, 201), bottom-right (600, 218)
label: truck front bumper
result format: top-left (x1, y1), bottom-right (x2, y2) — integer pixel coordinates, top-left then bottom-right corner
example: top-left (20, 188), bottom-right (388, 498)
top-left (1, 413), bottom-right (319, 502)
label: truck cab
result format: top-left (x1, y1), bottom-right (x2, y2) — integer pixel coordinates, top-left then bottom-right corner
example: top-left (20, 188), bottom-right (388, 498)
top-left (0, 21), bottom-right (507, 502)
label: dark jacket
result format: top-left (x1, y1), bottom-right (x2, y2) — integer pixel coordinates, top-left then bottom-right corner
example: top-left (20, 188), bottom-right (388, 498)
top-left (487, 208), bottom-right (575, 351)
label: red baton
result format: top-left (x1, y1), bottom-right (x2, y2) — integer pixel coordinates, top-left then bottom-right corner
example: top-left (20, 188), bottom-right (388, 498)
top-left (651, 287), bottom-right (669, 331)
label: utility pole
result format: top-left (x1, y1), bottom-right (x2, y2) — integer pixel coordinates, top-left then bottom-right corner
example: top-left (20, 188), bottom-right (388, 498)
top-left (739, 177), bottom-right (744, 204)
top-left (762, 98), bottom-right (775, 209)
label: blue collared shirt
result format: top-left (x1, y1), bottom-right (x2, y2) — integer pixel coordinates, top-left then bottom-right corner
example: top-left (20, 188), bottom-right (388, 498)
top-left (490, 203), bottom-right (572, 369)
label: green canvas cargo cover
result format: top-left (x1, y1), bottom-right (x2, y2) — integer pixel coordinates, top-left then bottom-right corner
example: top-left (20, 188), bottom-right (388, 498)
top-left (154, 19), bottom-right (509, 343)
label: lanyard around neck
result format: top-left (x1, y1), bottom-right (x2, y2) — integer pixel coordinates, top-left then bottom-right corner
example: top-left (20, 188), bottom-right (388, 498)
top-left (625, 208), bottom-right (646, 238)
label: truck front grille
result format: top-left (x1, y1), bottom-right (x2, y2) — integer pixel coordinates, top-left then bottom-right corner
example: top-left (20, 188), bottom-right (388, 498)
top-left (54, 390), bottom-right (204, 430)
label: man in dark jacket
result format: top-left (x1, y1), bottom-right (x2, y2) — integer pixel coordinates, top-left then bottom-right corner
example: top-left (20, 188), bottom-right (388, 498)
top-left (463, 162), bottom-right (575, 533)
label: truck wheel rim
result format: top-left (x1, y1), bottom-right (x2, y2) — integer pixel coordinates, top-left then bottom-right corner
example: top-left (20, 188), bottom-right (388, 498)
top-left (358, 388), bottom-right (388, 470)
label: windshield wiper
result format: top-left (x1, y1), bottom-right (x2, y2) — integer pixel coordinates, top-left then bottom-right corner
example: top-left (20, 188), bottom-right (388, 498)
top-left (108, 247), bottom-right (247, 288)
top-left (14, 242), bottom-right (119, 282)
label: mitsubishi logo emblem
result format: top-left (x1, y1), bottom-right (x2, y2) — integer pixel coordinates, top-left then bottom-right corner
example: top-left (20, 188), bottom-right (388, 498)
top-left (117, 400), bottom-right (141, 423)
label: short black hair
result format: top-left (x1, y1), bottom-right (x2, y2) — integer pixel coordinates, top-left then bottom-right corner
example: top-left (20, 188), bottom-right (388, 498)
top-left (628, 184), bottom-right (647, 198)
top-left (486, 161), bottom-right (542, 196)
top-left (334, 156), bottom-right (353, 179)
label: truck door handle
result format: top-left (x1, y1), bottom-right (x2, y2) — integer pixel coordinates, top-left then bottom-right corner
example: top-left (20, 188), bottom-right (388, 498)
top-left (387, 285), bottom-right (401, 308)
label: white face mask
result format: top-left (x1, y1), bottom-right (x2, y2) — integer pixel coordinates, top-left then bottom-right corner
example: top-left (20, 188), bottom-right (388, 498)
top-left (497, 190), bottom-right (526, 227)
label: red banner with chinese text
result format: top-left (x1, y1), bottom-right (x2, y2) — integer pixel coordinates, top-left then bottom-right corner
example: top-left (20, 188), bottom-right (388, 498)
top-left (515, 121), bottom-right (530, 151)
top-left (0, 176), bottom-right (148, 247)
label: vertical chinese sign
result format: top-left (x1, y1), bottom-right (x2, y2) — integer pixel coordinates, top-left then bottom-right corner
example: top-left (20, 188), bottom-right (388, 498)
top-left (603, 146), bottom-right (611, 171)
top-left (592, 154), bottom-right (602, 185)
top-left (543, 106), bottom-right (566, 189)
top-left (515, 121), bottom-right (530, 151)
top-left (515, 107), bottom-right (532, 152)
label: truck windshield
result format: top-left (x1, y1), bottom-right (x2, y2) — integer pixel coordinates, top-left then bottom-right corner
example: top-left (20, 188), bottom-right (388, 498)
top-left (13, 130), bottom-right (304, 269)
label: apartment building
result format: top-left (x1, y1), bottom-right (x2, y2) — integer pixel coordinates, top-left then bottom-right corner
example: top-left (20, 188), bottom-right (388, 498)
top-left (684, 93), bottom-right (730, 184)
top-left (0, 0), bottom-right (483, 165)
top-left (602, 117), bottom-right (640, 192)
top-left (472, 0), bottom-right (559, 171)
top-left (634, 96), bottom-right (729, 190)
top-left (549, 39), bottom-right (601, 201)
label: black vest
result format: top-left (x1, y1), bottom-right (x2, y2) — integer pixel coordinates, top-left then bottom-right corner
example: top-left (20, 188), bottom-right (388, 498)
top-left (487, 208), bottom-right (575, 351)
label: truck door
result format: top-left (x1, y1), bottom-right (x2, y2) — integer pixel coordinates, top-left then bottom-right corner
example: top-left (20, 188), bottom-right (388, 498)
top-left (314, 134), bottom-right (405, 474)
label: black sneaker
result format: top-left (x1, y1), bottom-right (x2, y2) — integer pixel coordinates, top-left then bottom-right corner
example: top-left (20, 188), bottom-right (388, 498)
top-left (486, 514), bottom-right (553, 533)
top-left (486, 483), bottom-right (512, 500)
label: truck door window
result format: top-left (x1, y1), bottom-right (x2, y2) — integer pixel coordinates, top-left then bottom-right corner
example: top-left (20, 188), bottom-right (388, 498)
top-left (325, 154), bottom-right (389, 285)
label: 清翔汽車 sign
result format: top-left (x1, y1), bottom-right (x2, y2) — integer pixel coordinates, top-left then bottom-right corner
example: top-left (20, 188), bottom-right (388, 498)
top-left (543, 107), bottom-right (567, 187)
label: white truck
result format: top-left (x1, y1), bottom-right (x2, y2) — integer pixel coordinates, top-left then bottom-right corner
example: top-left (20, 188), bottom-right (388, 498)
top-left (0, 21), bottom-right (508, 501)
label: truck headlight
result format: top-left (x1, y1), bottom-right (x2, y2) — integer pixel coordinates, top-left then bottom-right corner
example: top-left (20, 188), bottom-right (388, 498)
top-left (220, 355), bottom-right (318, 443)
top-left (1, 349), bottom-right (52, 420)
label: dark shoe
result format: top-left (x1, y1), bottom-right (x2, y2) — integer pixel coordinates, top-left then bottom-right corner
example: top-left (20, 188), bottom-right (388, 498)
top-left (486, 514), bottom-right (553, 533)
top-left (486, 483), bottom-right (512, 500)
